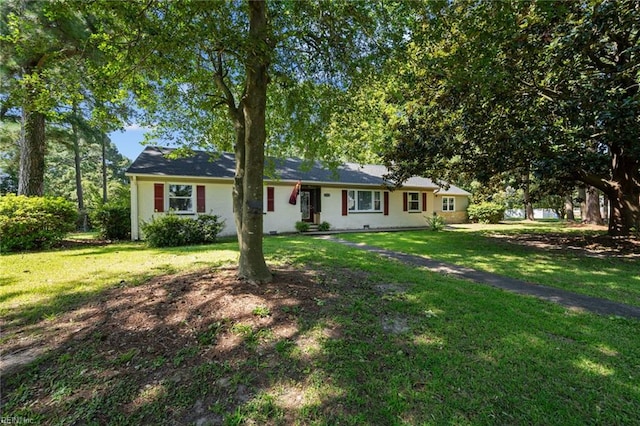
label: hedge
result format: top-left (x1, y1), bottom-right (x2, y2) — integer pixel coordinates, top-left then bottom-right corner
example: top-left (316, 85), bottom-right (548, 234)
top-left (0, 194), bottom-right (77, 253)
top-left (91, 202), bottom-right (131, 240)
top-left (467, 201), bottom-right (506, 224)
top-left (141, 213), bottom-right (225, 247)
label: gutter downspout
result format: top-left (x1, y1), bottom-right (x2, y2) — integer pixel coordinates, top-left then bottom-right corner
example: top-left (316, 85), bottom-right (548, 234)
top-left (130, 175), bottom-right (139, 240)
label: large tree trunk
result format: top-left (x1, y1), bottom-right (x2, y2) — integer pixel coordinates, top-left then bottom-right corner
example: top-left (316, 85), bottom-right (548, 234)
top-left (577, 187), bottom-right (587, 221)
top-left (585, 186), bottom-right (603, 225)
top-left (18, 108), bottom-right (46, 196)
top-left (71, 112), bottom-right (87, 230)
top-left (102, 133), bottom-right (108, 203)
top-left (524, 197), bottom-right (534, 221)
top-left (236, 0), bottom-right (272, 283)
top-left (522, 171), bottom-right (534, 221)
top-left (608, 189), bottom-right (640, 236)
top-left (581, 148), bottom-right (640, 236)
top-left (606, 151), bottom-right (640, 236)
top-left (564, 194), bottom-right (575, 221)
top-left (232, 120), bottom-right (246, 253)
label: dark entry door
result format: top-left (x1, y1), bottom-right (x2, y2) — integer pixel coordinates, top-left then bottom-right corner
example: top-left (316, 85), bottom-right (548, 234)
top-left (300, 191), bottom-right (311, 221)
top-left (300, 187), bottom-right (321, 223)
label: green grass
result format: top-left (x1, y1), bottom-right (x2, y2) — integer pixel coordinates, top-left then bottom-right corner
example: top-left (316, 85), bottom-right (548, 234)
top-left (2, 229), bottom-right (639, 425)
top-left (0, 239), bottom-right (239, 328)
top-left (336, 222), bottom-right (640, 307)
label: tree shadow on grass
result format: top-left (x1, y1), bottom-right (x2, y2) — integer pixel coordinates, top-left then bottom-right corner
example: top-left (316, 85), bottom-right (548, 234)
top-left (1, 264), bottom-right (341, 423)
top-left (335, 230), bottom-right (640, 307)
top-left (0, 264), bottom-right (181, 331)
top-left (0, 276), bottom-right (19, 288)
top-left (2, 240), bottom-right (639, 425)
top-left (66, 240), bottom-right (239, 257)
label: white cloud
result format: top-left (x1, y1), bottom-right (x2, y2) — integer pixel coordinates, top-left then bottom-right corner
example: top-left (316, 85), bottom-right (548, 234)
top-left (124, 123), bottom-right (150, 132)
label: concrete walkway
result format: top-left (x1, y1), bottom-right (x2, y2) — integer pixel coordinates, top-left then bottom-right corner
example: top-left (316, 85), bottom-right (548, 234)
top-left (325, 237), bottom-right (640, 320)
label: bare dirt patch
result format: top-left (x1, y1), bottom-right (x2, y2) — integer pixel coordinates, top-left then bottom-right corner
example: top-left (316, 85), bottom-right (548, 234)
top-left (55, 237), bottom-right (112, 249)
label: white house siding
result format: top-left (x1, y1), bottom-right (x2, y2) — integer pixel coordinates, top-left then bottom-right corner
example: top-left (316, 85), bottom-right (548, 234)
top-left (133, 177), bottom-right (237, 239)
top-left (262, 184), bottom-right (301, 234)
top-left (130, 178), bottom-right (469, 239)
top-left (134, 179), bottom-right (155, 239)
top-left (262, 185), bottom-right (433, 233)
top-left (314, 187), bottom-right (346, 228)
top-left (202, 182), bottom-right (235, 236)
top-left (315, 187), bottom-right (434, 230)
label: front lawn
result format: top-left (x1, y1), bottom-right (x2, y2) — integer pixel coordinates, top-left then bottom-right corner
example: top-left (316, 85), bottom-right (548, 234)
top-left (1, 230), bottom-right (639, 424)
top-left (337, 222), bottom-right (640, 307)
top-left (0, 238), bottom-right (239, 329)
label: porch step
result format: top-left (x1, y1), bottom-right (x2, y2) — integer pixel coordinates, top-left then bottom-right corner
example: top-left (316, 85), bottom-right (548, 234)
top-left (306, 224), bottom-right (319, 232)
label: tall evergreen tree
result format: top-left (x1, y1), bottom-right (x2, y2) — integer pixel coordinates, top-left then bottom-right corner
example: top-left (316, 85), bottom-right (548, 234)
top-left (1, 0), bottom-right (131, 196)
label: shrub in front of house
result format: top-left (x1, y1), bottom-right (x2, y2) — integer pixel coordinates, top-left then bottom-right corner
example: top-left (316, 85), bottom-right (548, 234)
top-left (467, 202), bottom-right (506, 224)
top-left (141, 213), bottom-right (225, 247)
top-left (318, 221), bottom-right (331, 231)
top-left (196, 214), bottom-right (226, 243)
top-left (425, 214), bottom-right (446, 231)
top-left (0, 194), bottom-right (77, 253)
top-left (91, 202), bottom-right (131, 240)
top-left (295, 221), bottom-right (310, 232)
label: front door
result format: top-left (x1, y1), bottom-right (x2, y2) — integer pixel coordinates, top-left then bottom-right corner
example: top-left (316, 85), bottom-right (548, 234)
top-left (300, 191), bottom-right (311, 221)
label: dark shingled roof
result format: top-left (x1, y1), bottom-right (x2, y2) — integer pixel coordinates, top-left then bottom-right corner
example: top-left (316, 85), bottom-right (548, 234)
top-left (126, 147), bottom-right (236, 179)
top-left (126, 146), bottom-right (471, 195)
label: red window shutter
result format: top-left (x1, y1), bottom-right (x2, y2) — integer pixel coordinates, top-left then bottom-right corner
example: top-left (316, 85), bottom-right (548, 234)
top-left (384, 191), bottom-right (389, 216)
top-left (342, 190), bottom-right (348, 216)
top-left (403, 192), bottom-right (408, 212)
top-left (422, 192), bottom-right (427, 212)
top-left (154, 183), bottom-right (164, 212)
top-left (267, 186), bottom-right (275, 212)
top-left (197, 185), bottom-right (206, 212)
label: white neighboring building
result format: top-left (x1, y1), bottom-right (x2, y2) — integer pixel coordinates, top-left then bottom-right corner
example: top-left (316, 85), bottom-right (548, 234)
top-left (505, 209), bottom-right (560, 219)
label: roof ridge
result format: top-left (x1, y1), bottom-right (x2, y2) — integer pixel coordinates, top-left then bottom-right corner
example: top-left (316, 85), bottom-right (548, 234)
top-left (148, 145), bottom-right (376, 166)
top-left (130, 146), bottom-right (471, 195)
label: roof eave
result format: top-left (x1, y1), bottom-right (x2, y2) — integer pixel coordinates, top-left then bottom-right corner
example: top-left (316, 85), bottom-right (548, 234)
top-left (126, 171), bottom-right (463, 193)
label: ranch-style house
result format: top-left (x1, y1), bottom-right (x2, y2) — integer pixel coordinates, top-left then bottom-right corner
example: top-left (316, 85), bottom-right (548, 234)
top-left (126, 146), bottom-right (471, 239)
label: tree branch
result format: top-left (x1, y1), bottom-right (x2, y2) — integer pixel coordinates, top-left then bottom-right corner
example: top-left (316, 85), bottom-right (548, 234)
top-left (576, 170), bottom-right (615, 195)
top-left (585, 48), bottom-right (618, 74)
top-left (203, 94), bottom-right (228, 109)
top-left (516, 77), bottom-right (566, 101)
top-left (207, 48), bottom-right (241, 123)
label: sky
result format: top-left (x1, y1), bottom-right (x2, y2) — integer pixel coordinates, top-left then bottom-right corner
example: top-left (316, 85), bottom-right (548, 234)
top-left (109, 125), bottom-right (149, 161)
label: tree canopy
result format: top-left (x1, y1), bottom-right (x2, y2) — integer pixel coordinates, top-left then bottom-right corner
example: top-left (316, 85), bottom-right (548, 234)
top-left (87, 0), bottom-right (412, 281)
top-left (382, 0), bottom-right (640, 235)
top-left (0, 0), bottom-right (133, 196)
top-left (0, 113), bottom-right (130, 204)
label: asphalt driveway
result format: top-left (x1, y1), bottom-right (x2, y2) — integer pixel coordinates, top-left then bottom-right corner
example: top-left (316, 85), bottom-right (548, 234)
top-left (326, 237), bottom-right (640, 320)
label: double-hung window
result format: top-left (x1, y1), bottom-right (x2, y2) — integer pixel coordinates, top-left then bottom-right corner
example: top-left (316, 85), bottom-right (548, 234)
top-left (408, 192), bottom-right (420, 211)
top-left (169, 184), bottom-right (194, 213)
top-left (442, 197), bottom-right (455, 212)
top-left (348, 190), bottom-right (382, 212)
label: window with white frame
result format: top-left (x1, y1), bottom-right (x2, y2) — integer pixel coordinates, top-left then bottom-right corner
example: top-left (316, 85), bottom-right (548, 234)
top-left (169, 184), bottom-right (194, 212)
top-left (442, 196), bottom-right (455, 212)
top-left (408, 192), bottom-right (420, 211)
top-left (348, 190), bottom-right (382, 212)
